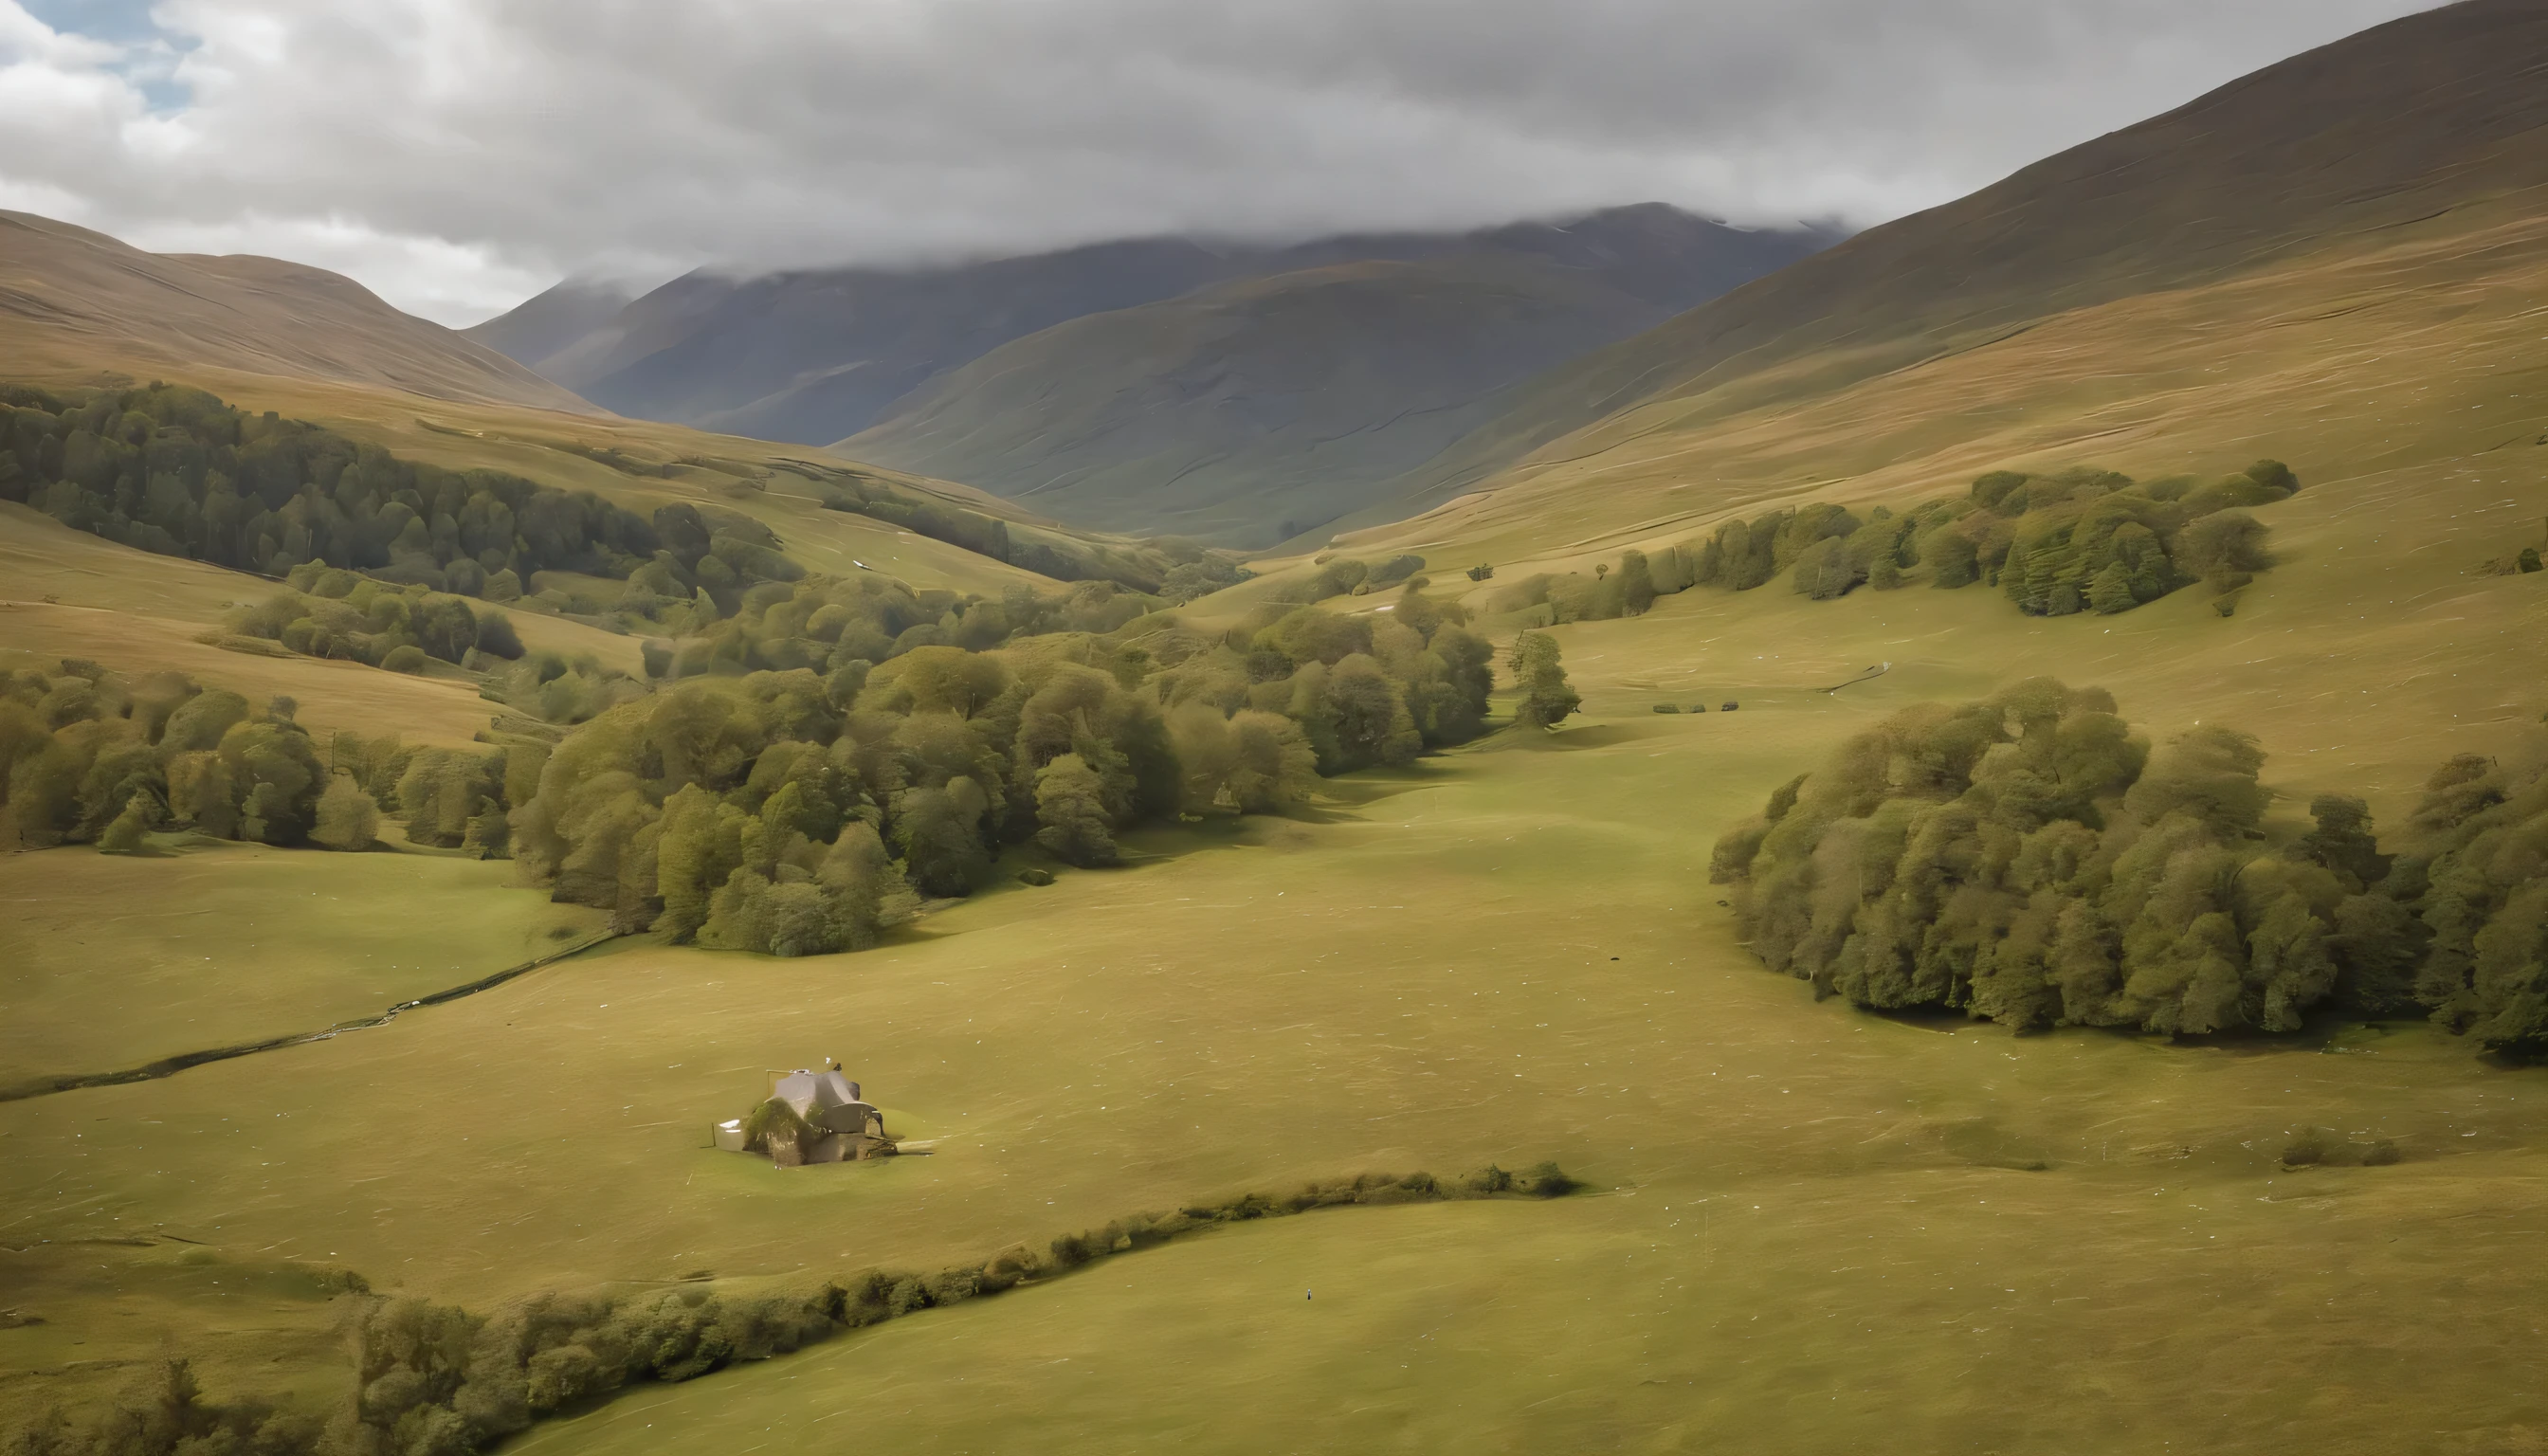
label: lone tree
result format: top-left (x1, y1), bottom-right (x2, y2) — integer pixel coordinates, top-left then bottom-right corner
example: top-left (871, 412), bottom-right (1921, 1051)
top-left (1509, 631), bottom-right (1580, 729)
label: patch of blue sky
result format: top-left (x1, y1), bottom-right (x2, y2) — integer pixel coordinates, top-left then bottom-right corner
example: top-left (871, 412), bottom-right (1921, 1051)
top-left (21, 0), bottom-right (193, 110)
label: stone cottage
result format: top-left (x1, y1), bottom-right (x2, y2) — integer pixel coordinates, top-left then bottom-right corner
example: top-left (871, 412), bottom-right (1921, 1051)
top-left (714, 1065), bottom-right (897, 1165)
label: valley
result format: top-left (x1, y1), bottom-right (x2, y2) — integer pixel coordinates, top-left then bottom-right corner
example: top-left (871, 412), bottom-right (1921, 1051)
top-left (3, 3), bottom-right (2545, 1452)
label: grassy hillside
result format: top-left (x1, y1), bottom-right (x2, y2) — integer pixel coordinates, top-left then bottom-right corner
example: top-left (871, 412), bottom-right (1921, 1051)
top-left (0, 364), bottom-right (1183, 613)
top-left (0, 212), bottom-right (593, 417)
top-left (0, 502), bottom-right (605, 746)
top-left (1335, 0), bottom-right (2548, 545)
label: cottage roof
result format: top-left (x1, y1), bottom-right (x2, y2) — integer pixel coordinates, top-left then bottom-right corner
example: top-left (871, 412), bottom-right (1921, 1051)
top-left (774, 1067), bottom-right (881, 1135)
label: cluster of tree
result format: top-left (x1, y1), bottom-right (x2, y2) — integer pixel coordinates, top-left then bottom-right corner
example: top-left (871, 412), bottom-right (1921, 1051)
top-left (489, 650), bottom-right (646, 727)
top-left (647, 574), bottom-right (1158, 683)
top-left (1490, 545), bottom-right (1685, 623)
top-left (222, 574), bottom-right (645, 728)
top-left (508, 644), bottom-right (1182, 952)
top-left (821, 480), bottom-right (1011, 561)
top-left (0, 655), bottom-right (546, 857)
top-left (1156, 549), bottom-right (1253, 605)
top-left (608, 502), bottom-right (803, 626)
top-left (0, 661), bottom-right (337, 852)
top-left (1709, 680), bottom-right (2413, 1036)
top-left (0, 383), bottom-right (664, 592)
top-left (228, 573), bottom-right (523, 675)
top-left (1269, 553), bottom-right (1429, 606)
top-left (1978, 463), bottom-right (2285, 616)
top-left (513, 579), bottom-right (1502, 956)
top-left (1149, 582), bottom-right (1497, 777)
top-left (819, 476), bottom-right (1169, 592)
top-left (1712, 683), bottom-right (2548, 1055)
top-left (1, 1164), bottom-right (1578, 1456)
top-left (1483, 461), bottom-right (2293, 626)
top-left (21, 570), bottom-right (1502, 893)
top-left (2391, 733), bottom-right (2548, 1059)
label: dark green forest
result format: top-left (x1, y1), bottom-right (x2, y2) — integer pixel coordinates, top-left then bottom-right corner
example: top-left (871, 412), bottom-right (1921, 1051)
top-left (1709, 681), bottom-right (2548, 1056)
top-left (1485, 460), bottom-right (2292, 626)
top-left (0, 382), bottom-right (1184, 642)
top-left (0, 383), bottom-right (659, 591)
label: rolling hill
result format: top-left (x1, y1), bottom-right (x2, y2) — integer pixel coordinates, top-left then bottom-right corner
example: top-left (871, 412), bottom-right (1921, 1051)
top-left (0, 210), bottom-right (596, 415)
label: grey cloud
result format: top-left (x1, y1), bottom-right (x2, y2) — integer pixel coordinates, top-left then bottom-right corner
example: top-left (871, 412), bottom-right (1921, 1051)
top-left (0, 0), bottom-right (2438, 322)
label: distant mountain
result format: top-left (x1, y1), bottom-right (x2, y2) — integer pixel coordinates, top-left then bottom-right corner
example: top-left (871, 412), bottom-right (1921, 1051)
top-left (470, 237), bottom-right (1257, 445)
top-left (458, 278), bottom-right (646, 375)
top-left (831, 237), bottom-right (1755, 543)
top-left (467, 205), bottom-right (1830, 542)
top-left (1341, 0), bottom-right (2548, 539)
top-left (0, 211), bottom-right (595, 414)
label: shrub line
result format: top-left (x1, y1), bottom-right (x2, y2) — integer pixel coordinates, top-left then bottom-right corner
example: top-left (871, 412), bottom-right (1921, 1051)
top-left (5, 1165), bottom-right (1582, 1456)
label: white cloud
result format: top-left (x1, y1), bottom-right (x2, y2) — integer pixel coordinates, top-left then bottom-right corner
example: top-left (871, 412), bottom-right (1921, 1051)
top-left (0, 0), bottom-right (2441, 325)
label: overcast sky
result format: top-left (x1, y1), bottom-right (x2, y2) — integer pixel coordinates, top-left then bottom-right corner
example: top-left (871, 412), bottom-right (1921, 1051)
top-left (2, 0), bottom-right (2438, 326)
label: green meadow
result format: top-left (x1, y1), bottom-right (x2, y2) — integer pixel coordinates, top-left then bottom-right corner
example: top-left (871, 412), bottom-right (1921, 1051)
top-left (6, 543), bottom-right (2546, 1447)
top-left (0, 843), bottom-right (604, 1088)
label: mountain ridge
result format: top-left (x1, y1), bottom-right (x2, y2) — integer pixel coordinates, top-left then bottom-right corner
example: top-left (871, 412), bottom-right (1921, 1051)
top-left (465, 205), bottom-right (1836, 531)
